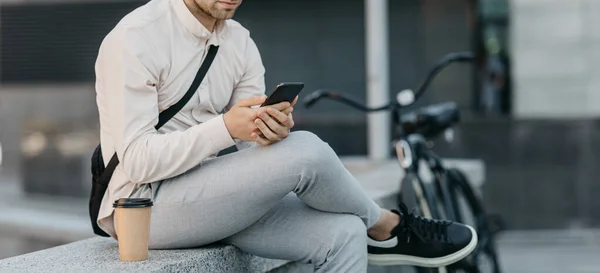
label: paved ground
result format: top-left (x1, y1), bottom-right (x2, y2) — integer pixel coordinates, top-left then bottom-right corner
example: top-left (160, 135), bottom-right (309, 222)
top-left (495, 229), bottom-right (600, 273)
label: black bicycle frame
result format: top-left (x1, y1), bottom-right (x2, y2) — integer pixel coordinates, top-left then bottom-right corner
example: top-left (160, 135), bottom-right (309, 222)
top-left (397, 132), bottom-right (458, 221)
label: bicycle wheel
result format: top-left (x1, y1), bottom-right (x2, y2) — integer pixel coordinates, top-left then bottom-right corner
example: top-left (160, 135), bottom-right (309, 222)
top-left (399, 173), bottom-right (449, 273)
top-left (446, 168), bottom-right (502, 273)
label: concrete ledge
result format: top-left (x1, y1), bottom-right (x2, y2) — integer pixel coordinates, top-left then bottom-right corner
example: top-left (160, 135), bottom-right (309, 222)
top-left (0, 157), bottom-right (485, 272)
top-left (0, 237), bottom-right (311, 273)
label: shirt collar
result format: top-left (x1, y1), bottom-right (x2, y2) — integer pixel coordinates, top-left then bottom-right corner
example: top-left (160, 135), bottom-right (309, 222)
top-left (171, 0), bottom-right (229, 44)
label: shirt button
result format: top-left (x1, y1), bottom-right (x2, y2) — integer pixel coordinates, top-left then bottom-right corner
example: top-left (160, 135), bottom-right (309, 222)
top-left (201, 32), bottom-right (208, 38)
top-left (145, 80), bottom-right (157, 87)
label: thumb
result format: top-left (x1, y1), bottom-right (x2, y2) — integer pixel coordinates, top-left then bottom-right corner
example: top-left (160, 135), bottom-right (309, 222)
top-left (236, 95), bottom-right (267, 107)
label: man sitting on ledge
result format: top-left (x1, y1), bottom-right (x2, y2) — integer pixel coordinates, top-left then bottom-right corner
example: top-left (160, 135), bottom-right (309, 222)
top-left (93, 0), bottom-right (477, 272)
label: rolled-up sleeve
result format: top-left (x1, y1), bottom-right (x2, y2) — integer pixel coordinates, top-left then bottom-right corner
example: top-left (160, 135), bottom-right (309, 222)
top-left (95, 26), bottom-right (235, 184)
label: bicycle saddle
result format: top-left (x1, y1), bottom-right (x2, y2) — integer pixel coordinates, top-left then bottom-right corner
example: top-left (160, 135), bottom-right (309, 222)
top-left (400, 101), bottom-right (460, 139)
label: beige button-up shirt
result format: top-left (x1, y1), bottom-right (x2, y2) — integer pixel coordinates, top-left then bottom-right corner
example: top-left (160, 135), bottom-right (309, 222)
top-left (94, 0), bottom-right (265, 238)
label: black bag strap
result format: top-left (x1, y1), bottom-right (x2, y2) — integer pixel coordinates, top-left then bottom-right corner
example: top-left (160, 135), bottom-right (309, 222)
top-left (99, 45), bottom-right (219, 185)
top-left (156, 45), bottom-right (219, 129)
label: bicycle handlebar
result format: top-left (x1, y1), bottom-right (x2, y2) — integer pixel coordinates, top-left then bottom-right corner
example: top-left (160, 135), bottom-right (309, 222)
top-left (413, 51), bottom-right (474, 102)
top-left (303, 89), bottom-right (391, 112)
top-left (303, 51), bottom-right (475, 112)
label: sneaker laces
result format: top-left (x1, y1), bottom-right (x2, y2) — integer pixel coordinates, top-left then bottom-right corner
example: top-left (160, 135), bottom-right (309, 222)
top-left (392, 204), bottom-right (452, 243)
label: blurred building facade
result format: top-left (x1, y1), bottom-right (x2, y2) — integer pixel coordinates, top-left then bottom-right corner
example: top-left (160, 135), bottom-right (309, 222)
top-left (1, 0), bottom-right (600, 230)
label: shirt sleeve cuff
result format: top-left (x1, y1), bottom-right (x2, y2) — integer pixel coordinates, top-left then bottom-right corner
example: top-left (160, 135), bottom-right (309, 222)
top-left (203, 114), bottom-right (236, 151)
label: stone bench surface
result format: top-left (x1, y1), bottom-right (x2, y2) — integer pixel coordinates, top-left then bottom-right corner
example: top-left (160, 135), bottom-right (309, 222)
top-left (0, 157), bottom-right (484, 272)
top-left (0, 237), bottom-right (309, 273)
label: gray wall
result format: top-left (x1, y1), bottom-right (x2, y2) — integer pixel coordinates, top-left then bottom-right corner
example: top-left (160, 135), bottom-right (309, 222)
top-left (0, 0), bottom-right (475, 167)
top-left (511, 0), bottom-right (600, 118)
top-left (0, 85), bottom-right (98, 196)
top-left (234, 0), bottom-right (474, 155)
top-left (235, 0), bottom-right (474, 118)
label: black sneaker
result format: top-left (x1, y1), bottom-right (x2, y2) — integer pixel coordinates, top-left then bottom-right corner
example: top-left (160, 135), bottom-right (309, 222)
top-left (367, 204), bottom-right (477, 267)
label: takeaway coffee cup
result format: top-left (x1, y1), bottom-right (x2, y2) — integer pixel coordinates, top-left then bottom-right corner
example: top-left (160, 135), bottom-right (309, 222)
top-left (113, 198), bottom-right (153, 261)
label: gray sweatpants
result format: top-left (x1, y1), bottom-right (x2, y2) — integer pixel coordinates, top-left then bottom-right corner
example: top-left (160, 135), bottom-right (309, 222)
top-left (131, 131), bottom-right (382, 272)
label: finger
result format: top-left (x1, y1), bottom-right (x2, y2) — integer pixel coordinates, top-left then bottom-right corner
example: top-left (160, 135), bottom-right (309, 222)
top-left (258, 112), bottom-right (288, 137)
top-left (267, 107), bottom-right (290, 124)
top-left (236, 95), bottom-right (267, 107)
top-left (288, 113), bottom-right (295, 128)
top-left (263, 101), bottom-right (290, 112)
top-left (282, 106), bottom-right (294, 115)
top-left (290, 96), bottom-right (299, 107)
top-left (255, 118), bottom-right (280, 141)
top-left (250, 128), bottom-right (265, 139)
top-left (252, 131), bottom-right (272, 146)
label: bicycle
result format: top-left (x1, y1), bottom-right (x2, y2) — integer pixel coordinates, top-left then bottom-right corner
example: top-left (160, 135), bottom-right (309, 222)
top-left (303, 51), bottom-right (504, 273)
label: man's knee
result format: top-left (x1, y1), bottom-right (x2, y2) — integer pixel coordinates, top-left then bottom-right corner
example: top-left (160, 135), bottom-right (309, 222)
top-left (316, 215), bottom-right (367, 268)
top-left (282, 131), bottom-right (337, 165)
top-left (285, 130), bottom-right (326, 147)
top-left (332, 215), bottom-right (368, 247)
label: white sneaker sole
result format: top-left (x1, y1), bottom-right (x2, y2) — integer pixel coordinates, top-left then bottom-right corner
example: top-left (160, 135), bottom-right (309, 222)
top-left (368, 225), bottom-right (478, 267)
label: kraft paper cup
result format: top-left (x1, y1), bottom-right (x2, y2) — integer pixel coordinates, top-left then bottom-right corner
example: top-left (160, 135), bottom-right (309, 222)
top-left (113, 198), bottom-right (153, 261)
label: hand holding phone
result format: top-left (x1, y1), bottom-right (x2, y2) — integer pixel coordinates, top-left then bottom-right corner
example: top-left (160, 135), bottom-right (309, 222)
top-left (224, 96), bottom-right (271, 142)
top-left (253, 82), bottom-right (303, 145)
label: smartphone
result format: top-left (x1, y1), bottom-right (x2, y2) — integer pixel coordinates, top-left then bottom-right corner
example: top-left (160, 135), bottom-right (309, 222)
top-left (261, 82), bottom-right (304, 107)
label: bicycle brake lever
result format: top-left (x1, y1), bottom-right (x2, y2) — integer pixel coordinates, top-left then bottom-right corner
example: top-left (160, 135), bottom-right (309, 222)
top-left (303, 91), bottom-right (325, 108)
